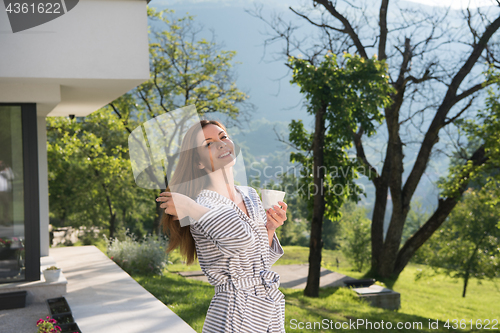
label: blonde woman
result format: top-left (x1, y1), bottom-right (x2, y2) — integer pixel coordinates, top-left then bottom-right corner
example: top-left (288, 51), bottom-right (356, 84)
top-left (157, 119), bottom-right (287, 333)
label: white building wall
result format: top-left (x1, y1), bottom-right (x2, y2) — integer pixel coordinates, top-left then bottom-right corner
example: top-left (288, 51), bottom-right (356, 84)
top-left (38, 116), bottom-right (50, 256)
top-left (0, 0), bottom-right (150, 117)
top-left (0, 0), bottom-right (151, 257)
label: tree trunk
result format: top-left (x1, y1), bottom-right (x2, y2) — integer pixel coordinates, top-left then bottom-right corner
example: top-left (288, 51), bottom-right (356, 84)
top-left (304, 104), bottom-right (327, 297)
top-left (462, 237), bottom-right (484, 298)
top-left (370, 170), bottom-right (390, 274)
top-left (109, 211), bottom-right (116, 239)
top-left (153, 195), bottom-right (163, 235)
top-left (94, 168), bottom-right (117, 240)
top-left (103, 190), bottom-right (116, 238)
top-left (462, 271), bottom-right (469, 298)
top-left (60, 209), bottom-right (67, 227)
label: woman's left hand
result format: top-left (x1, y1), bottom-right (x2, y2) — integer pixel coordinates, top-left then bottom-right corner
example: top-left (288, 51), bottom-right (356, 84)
top-left (265, 201), bottom-right (287, 231)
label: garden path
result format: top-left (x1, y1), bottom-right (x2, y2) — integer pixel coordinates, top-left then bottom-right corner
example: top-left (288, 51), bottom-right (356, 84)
top-left (177, 264), bottom-right (358, 289)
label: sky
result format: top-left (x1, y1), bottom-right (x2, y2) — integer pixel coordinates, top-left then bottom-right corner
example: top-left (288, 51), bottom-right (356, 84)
top-left (406, 0), bottom-right (497, 9)
top-left (157, 0), bottom-right (498, 9)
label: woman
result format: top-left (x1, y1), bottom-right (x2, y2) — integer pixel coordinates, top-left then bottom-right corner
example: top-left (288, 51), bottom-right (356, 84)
top-left (156, 119), bottom-right (287, 333)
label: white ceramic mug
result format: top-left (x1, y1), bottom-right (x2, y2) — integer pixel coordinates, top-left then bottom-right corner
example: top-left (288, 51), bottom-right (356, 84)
top-left (260, 188), bottom-right (286, 210)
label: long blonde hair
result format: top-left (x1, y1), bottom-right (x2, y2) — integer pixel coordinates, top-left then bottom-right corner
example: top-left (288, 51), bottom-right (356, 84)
top-left (161, 119), bottom-right (229, 265)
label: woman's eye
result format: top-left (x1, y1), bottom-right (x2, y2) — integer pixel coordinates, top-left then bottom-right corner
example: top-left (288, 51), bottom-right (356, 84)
top-left (205, 142), bottom-right (212, 147)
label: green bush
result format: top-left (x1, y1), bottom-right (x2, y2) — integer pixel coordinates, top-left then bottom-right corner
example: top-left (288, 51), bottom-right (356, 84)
top-left (338, 202), bottom-right (371, 272)
top-left (105, 232), bottom-right (168, 276)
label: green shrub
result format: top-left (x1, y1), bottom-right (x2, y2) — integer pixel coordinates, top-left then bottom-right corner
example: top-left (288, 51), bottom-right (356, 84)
top-left (338, 202), bottom-right (371, 272)
top-left (105, 232), bottom-right (168, 276)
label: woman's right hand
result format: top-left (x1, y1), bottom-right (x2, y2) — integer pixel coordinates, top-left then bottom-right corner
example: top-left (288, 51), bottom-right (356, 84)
top-left (156, 191), bottom-right (194, 221)
top-left (156, 192), bottom-right (209, 221)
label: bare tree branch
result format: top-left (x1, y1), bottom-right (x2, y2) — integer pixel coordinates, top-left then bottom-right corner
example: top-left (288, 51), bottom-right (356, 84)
top-left (351, 124), bottom-right (381, 180)
top-left (379, 0), bottom-right (389, 60)
top-left (289, 6), bottom-right (346, 33)
top-left (315, 0), bottom-right (368, 58)
top-left (444, 96), bottom-right (476, 126)
top-left (402, 14), bottom-right (500, 210)
top-left (396, 144), bottom-right (488, 273)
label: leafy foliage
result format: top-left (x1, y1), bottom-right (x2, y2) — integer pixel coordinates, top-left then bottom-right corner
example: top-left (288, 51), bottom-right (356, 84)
top-left (47, 111), bottom-right (153, 237)
top-left (338, 201), bottom-right (372, 272)
top-left (106, 232), bottom-right (168, 276)
top-left (422, 183), bottom-right (500, 297)
top-left (437, 82), bottom-right (500, 201)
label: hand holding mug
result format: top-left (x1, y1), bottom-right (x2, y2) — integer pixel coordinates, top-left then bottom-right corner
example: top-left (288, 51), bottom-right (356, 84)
top-left (265, 200), bottom-right (287, 231)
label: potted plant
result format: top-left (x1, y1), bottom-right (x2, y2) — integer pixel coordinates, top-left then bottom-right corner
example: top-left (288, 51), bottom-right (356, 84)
top-left (36, 316), bottom-right (61, 333)
top-left (0, 237), bottom-right (16, 260)
top-left (43, 266), bottom-right (61, 283)
top-left (0, 237), bottom-right (12, 248)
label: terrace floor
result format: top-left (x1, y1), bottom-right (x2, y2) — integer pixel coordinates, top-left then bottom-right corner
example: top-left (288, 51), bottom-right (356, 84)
top-left (0, 245), bottom-right (196, 333)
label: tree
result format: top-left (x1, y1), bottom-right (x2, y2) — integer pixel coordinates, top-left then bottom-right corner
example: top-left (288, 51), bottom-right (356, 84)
top-left (285, 52), bottom-right (393, 296)
top-left (425, 184), bottom-right (500, 297)
top-left (109, 8), bottom-right (253, 233)
top-left (339, 201), bottom-right (371, 272)
top-left (429, 85), bottom-right (500, 297)
top-left (249, 1), bottom-right (500, 283)
top-left (47, 111), bottom-right (152, 239)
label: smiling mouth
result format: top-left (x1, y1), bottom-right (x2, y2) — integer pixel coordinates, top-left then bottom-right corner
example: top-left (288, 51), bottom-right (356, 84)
top-left (218, 151), bottom-right (232, 158)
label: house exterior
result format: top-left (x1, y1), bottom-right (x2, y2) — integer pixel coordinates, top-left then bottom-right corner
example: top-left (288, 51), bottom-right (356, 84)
top-left (0, 0), bottom-right (151, 284)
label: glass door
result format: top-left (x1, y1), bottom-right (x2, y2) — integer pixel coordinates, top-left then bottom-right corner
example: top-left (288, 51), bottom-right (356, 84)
top-left (0, 104), bottom-right (39, 283)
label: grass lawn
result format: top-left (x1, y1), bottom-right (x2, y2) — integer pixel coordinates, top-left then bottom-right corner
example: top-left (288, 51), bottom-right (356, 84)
top-left (132, 245), bottom-right (500, 332)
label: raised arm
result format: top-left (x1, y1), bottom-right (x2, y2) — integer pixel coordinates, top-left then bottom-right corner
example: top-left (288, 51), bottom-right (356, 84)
top-left (158, 191), bottom-right (255, 257)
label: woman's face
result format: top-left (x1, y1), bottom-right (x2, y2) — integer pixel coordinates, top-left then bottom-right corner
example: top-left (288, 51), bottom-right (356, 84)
top-left (196, 124), bottom-right (236, 172)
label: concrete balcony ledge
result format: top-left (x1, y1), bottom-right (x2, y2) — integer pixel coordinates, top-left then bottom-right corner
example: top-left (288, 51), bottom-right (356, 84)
top-left (50, 245), bottom-right (196, 333)
top-left (0, 256), bottom-right (67, 304)
top-left (1, 246), bottom-right (196, 333)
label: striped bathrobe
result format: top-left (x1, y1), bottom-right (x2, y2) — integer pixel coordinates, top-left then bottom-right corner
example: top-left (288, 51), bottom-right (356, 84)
top-left (188, 185), bottom-right (285, 333)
